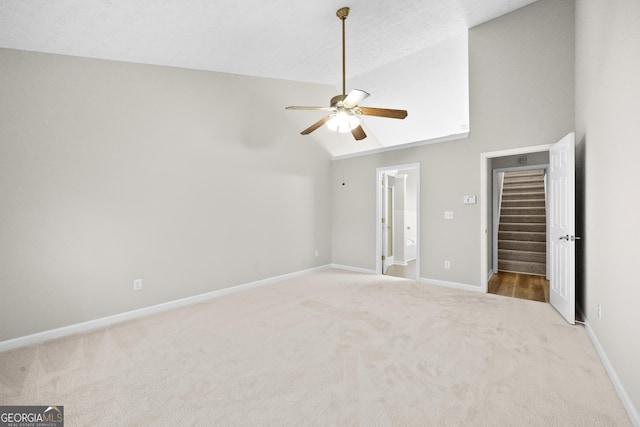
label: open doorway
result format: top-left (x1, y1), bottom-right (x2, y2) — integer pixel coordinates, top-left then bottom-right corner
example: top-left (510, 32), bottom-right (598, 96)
top-left (376, 163), bottom-right (420, 281)
top-left (480, 134), bottom-right (577, 324)
top-left (480, 146), bottom-right (553, 300)
top-left (491, 164), bottom-right (549, 303)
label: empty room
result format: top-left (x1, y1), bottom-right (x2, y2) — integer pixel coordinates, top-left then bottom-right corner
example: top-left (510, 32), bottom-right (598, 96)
top-left (1, 0), bottom-right (639, 425)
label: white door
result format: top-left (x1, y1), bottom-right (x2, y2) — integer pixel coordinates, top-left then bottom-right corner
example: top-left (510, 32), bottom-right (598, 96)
top-left (549, 132), bottom-right (576, 325)
top-left (381, 173), bottom-right (390, 273)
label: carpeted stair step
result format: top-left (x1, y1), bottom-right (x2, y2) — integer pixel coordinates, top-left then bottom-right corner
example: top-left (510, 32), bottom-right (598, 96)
top-left (499, 249), bottom-right (546, 263)
top-left (503, 176), bottom-right (544, 184)
top-left (506, 170), bottom-right (544, 176)
top-left (501, 199), bottom-right (546, 208)
top-left (499, 239), bottom-right (546, 252)
top-left (503, 178), bottom-right (543, 185)
top-left (499, 222), bottom-right (546, 233)
top-left (498, 259), bottom-right (546, 276)
top-left (505, 170), bottom-right (543, 175)
top-left (498, 231), bottom-right (546, 242)
top-left (501, 206), bottom-right (546, 216)
top-left (503, 182), bottom-right (542, 188)
top-left (502, 191), bottom-right (546, 200)
top-left (500, 214), bottom-right (546, 224)
top-left (503, 184), bottom-right (545, 192)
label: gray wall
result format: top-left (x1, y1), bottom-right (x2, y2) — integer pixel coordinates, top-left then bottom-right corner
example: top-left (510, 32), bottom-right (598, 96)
top-left (575, 0), bottom-right (640, 416)
top-left (332, 0), bottom-right (575, 286)
top-left (0, 49), bottom-right (333, 341)
top-left (490, 151), bottom-right (549, 170)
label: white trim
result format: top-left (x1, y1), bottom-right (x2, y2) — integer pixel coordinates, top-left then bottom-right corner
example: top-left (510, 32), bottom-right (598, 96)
top-left (0, 265), bottom-right (332, 353)
top-left (583, 319), bottom-right (640, 426)
top-left (330, 264), bottom-right (377, 275)
top-left (420, 277), bottom-right (483, 293)
top-left (493, 170), bottom-right (504, 274)
top-left (332, 132), bottom-right (469, 160)
top-left (480, 144), bottom-right (553, 293)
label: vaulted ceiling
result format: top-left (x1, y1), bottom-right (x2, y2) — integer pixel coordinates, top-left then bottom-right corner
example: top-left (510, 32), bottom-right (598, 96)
top-left (0, 0), bottom-right (538, 157)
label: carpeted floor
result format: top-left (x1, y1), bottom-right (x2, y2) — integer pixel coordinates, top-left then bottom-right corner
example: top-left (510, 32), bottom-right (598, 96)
top-left (0, 269), bottom-right (630, 426)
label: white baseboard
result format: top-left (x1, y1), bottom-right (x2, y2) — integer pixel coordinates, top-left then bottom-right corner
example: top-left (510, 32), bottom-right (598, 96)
top-left (487, 269), bottom-right (494, 282)
top-left (330, 264), bottom-right (377, 275)
top-left (583, 317), bottom-right (640, 426)
top-left (420, 277), bottom-right (483, 293)
top-left (0, 264), bottom-right (332, 353)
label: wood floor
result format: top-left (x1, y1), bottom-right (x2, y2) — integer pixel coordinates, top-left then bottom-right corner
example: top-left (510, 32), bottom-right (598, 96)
top-left (488, 271), bottom-right (550, 303)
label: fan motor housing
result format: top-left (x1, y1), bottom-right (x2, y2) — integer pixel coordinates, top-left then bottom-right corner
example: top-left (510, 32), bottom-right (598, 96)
top-left (330, 94), bottom-right (348, 107)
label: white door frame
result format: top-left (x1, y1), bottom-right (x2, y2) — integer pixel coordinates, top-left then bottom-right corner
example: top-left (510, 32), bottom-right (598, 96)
top-left (376, 163), bottom-right (421, 280)
top-left (480, 145), bottom-right (552, 293)
top-left (382, 175), bottom-right (394, 273)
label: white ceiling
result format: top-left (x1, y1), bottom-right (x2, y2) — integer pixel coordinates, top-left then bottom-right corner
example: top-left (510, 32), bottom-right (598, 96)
top-left (0, 0), bottom-right (537, 157)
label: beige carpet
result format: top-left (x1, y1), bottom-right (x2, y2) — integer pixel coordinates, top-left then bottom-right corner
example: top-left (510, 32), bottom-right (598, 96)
top-left (0, 269), bottom-right (630, 426)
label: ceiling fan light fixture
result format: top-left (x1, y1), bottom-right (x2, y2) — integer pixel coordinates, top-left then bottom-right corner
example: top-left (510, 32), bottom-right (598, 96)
top-left (285, 7), bottom-right (407, 141)
top-left (327, 110), bottom-right (360, 133)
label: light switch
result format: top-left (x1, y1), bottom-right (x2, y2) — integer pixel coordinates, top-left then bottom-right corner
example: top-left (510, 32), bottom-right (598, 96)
top-left (464, 195), bottom-right (477, 204)
top-left (444, 211), bottom-right (454, 220)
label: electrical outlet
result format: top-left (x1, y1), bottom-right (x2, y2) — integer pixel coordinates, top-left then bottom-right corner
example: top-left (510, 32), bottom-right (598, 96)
top-left (444, 211), bottom-right (454, 220)
top-left (597, 303), bottom-right (602, 319)
top-left (133, 279), bottom-right (143, 291)
top-left (315, 249), bottom-right (319, 257)
top-left (444, 260), bottom-right (451, 269)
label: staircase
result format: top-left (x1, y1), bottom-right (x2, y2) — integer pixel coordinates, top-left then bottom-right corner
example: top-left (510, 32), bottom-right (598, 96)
top-left (498, 170), bottom-right (547, 276)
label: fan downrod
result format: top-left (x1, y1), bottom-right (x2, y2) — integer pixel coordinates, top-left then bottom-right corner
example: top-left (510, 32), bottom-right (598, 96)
top-left (336, 7), bottom-right (350, 96)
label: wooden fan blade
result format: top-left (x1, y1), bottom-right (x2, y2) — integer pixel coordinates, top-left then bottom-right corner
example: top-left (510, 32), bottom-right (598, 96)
top-left (343, 89), bottom-right (370, 108)
top-left (351, 125), bottom-right (367, 141)
top-left (358, 107), bottom-right (408, 119)
top-left (286, 106), bottom-right (332, 111)
top-left (301, 116), bottom-right (332, 135)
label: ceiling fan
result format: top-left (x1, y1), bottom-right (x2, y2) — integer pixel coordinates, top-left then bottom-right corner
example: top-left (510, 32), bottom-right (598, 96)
top-left (286, 7), bottom-right (408, 141)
